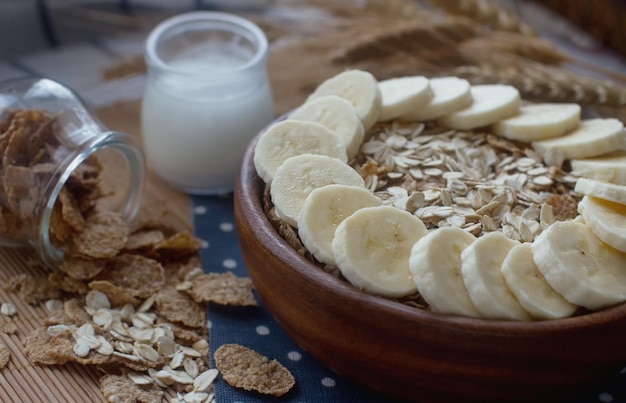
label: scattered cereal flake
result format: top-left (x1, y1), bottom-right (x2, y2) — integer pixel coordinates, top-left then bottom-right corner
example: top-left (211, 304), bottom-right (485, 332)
top-left (214, 344), bottom-right (295, 397)
top-left (49, 201), bottom-right (75, 245)
top-left (123, 229), bottom-right (165, 252)
top-left (153, 231), bottom-right (202, 254)
top-left (58, 257), bottom-right (106, 280)
top-left (8, 273), bottom-right (62, 304)
top-left (24, 328), bottom-right (61, 366)
top-left (188, 272), bottom-right (258, 307)
top-left (0, 316), bottom-right (17, 334)
top-left (94, 254), bottom-right (164, 299)
top-left (100, 374), bottom-right (163, 403)
top-left (63, 299), bottom-right (92, 326)
top-left (88, 281), bottom-right (140, 307)
top-left (0, 343), bottom-right (10, 369)
top-left (70, 211), bottom-right (129, 259)
top-left (155, 286), bottom-right (206, 329)
top-left (1, 303), bottom-right (17, 316)
top-left (163, 321), bottom-right (206, 346)
top-left (48, 271), bottom-right (90, 295)
top-left (57, 188), bottom-right (85, 231)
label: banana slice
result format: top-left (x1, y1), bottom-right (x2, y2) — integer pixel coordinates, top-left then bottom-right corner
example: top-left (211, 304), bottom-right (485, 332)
top-left (399, 76), bottom-right (472, 122)
top-left (532, 220), bottom-right (626, 310)
top-left (460, 232), bottom-right (531, 321)
top-left (409, 227), bottom-right (481, 318)
top-left (578, 196), bottom-right (626, 253)
top-left (501, 243), bottom-right (577, 320)
top-left (332, 205), bottom-right (428, 298)
top-left (377, 76), bottom-right (433, 122)
top-left (254, 120), bottom-right (347, 184)
top-left (532, 118), bottom-right (626, 161)
top-left (575, 177), bottom-right (626, 205)
top-left (289, 95), bottom-right (365, 160)
top-left (492, 103), bottom-right (581, 142)
top-left (298, 184), bottom-right (382, 266)
top-left (570, 151), bottom-right (626, 185)
top-left (271, 154), bottom-right (365, 228)
top-left (438, 84), bottom-right (521, 130)
top-left (307, 69), bottom-right (381, 131)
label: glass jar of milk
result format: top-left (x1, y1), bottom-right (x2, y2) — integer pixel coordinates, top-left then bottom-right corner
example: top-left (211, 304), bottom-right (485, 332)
top-left (142, 12), bottom-right (275, 194)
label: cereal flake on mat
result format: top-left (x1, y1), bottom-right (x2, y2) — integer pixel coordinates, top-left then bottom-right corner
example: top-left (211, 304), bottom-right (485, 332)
top-left (93, 254), bottom-right (165, 299)
top-left (62, 298), bottom-right (92, 325)
top-left (154, 286), bottom-right (206, 329)
top-left (123, 229), bottom-right (165, 252)
top-left (151, 231), bottom-right (202, 257)
top-left (99, 374), bottom-right (163, 403)
top-left (88, 280), bottom-right (140, 307)
top-left (188, 272), bottom-right (258, 307)
top-left (70, 211), bottom-right (129, 259)
top-left (59, 256), bottom-right (106, 280)
top-left (6, 272), bottom-right (62, 304)
top-left (57, 188), bottom-right (85, 231)
top-left (158, 319), bottom-right (206, 347)
top-left (48, 271), bottom-right (90, 295)
top-left (214, 343), bottom-right (295, 397)
top-left (0, 315), bottom-right (17, 334)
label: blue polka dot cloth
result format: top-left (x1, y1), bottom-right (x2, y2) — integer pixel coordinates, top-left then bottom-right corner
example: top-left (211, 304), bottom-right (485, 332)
top-left (191, 194), bottom-right (626, 403)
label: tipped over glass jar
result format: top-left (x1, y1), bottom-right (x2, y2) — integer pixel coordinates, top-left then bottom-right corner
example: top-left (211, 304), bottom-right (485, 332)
top-left (0, 77), bottom-right (145, 268)
top-left (141, 11), bottom-right (275, 195)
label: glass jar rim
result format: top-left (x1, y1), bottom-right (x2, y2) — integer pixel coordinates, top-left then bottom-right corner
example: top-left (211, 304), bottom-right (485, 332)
top-left (144, 11), bottom-right (269, 77)
top-left (36, 131), bottom-right (145, 268)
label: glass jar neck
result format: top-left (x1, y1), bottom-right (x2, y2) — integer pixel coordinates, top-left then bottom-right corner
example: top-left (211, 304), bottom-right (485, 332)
top-left (144, 11), bottom-right (269, 99)
top-left (35, 131), bottom-right (145, 267)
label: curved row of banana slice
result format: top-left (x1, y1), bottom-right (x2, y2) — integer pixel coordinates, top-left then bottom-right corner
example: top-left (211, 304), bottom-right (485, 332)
top-left (253, 69), bottom-right (626, 321)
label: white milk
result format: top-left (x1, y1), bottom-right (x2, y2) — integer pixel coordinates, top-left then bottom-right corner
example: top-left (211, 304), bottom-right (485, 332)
top-left (141, 45), bottom-right (274, 194)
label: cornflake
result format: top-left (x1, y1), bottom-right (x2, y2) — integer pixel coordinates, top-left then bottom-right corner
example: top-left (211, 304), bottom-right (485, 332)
top-left (188, 272), bottom-right (258, 307)
top-left (214, 344), bottom-right (296, 397)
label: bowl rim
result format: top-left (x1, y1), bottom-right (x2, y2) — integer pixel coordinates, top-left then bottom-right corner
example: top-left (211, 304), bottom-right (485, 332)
top-left (237, 122), bottom-right (626, 334)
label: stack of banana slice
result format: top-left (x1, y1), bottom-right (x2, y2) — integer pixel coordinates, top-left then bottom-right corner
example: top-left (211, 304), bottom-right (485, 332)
top-left (253, 69), bottom-right (626, 321)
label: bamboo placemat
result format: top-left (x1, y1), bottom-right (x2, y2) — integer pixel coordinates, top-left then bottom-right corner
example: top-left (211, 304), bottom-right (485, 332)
top-left (0, 100), bottom-right (191, 402)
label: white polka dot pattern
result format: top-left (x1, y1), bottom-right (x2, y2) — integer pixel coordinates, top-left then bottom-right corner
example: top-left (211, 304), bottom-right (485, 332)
top-left (255, 325), bottom-right (270, 336)
top-left (321, 377), bottom-right (337, 388)
top-left (222, 259), bottom-right (237, 269)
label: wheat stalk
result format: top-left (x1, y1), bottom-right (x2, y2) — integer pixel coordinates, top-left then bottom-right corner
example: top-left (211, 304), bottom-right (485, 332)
top-left (332, 16), bottom-right (480, 64)
top-left (361, 0), bottom-right (425, 18)
top-left (458, 31), bottom-right (568, 65)
top-left (452, 57), bottom-right (626, 107)
top-left (427, 0), bottom-right (536, 36)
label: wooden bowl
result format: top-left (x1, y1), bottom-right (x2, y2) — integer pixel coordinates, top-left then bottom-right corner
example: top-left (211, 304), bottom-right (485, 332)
top-left (234, 131), bottom-right (626, 402)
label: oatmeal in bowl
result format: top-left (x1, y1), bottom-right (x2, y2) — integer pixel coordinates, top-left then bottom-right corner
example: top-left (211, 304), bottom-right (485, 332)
top-left (234, 68), bottom-right (626, 401)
